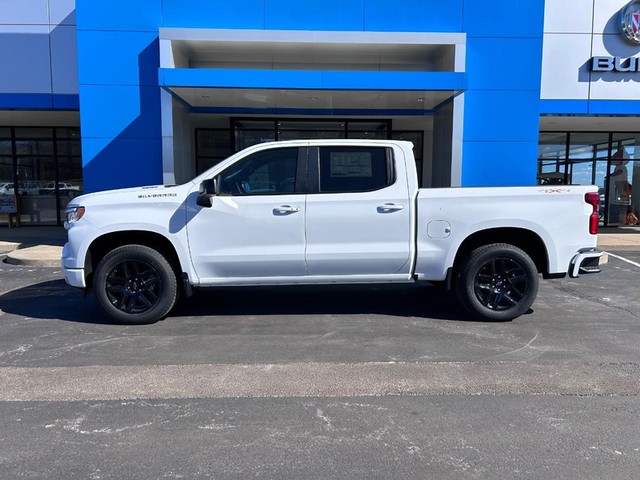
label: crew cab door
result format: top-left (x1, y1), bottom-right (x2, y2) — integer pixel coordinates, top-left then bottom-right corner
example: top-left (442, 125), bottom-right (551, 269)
top-left (305, 145), bottom-right (412, 276)
top-left (186, 147), bottom-right (307, 282)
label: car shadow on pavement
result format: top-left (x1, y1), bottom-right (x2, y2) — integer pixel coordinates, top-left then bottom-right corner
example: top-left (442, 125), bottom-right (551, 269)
top-left (0, 280), bottom-right (116, 325)
top-left (182, 284), bottom-right (531, 322)
top-left (0, 280), bottom-right (520, 324)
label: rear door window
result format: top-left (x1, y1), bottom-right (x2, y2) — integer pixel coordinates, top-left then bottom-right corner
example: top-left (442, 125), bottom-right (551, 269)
top-left (318, 147), bottom-right (393, 193)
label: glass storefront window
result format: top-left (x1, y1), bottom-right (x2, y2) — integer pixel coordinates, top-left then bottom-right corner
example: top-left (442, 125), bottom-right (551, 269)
top-left (235, 129), bottom-right (276, 151)
top-left (609, 134), bottom-right (640, 226)
top-left (278, 130), bottom-right (345, 140)
top-left (0, 126), bottom-right (82, 226)
top-left (538, 133), bottom-right (568, 185)
top-left (538, 131), bottom-right (640, 226)
top-left (0, 139), bottom-right (12, 156)
top-left (195, 129), bottom-right (232, 175)
top-left (568, 133), bottom-right (609, 160)
top-left (278, 120), bottom-right (344, 131)
top-left (232, 118), bottom-right (392, 152)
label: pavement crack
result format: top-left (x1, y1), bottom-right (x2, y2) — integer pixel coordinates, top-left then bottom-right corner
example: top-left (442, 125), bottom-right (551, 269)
top-left (316, 408), bottom-right (333, 431)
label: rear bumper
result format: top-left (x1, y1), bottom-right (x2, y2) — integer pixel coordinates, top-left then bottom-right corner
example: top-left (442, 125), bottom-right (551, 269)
top-left (569, 248), bottom-right (604, 278)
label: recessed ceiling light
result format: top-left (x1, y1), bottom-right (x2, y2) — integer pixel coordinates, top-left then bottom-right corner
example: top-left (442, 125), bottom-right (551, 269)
top-left (417, 98), bottom-right (424, 102)
top-left (310, 97), bottom-right (319, 101)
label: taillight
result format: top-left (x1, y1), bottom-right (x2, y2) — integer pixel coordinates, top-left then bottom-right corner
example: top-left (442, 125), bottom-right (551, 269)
top-left (585, 192), bottom-right (599, 235)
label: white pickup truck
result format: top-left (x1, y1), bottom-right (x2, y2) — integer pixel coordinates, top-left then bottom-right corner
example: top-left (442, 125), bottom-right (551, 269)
top-left (62, 140), bottom-right (603, 324)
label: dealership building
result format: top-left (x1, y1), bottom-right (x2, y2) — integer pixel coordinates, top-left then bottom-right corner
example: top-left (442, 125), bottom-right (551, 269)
top-left (1, 0), bottom-right (639, 226)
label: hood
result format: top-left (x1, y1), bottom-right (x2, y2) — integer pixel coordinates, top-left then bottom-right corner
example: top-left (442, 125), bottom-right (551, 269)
top-left (67, 184), bottom-right (191, 208)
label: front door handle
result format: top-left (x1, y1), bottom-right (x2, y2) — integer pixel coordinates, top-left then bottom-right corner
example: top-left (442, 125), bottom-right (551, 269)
top-left (273, 205), bottom-right (300, 215)
top-left (377, 203), bottom-right (405, 213)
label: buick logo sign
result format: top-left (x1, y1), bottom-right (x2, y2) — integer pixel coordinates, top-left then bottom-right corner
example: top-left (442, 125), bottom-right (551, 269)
top-left (620, 0), bottom-right (640, 44)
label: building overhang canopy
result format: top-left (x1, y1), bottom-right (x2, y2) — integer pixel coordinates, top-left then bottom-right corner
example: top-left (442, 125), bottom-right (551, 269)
top-left (159, 28), bottom-right (466, 114)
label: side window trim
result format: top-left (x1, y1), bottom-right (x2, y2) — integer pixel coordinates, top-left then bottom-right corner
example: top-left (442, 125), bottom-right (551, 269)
top-left (295, 147), bottom-right (309, 194)
top-left (307, 146), bottom-right (320, 193)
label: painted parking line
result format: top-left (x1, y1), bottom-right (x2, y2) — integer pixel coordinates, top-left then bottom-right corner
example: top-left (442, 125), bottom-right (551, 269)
top-left (606, 251), bottom-right (640, 269)
top-left (0, 362), bottom-right (638, 402)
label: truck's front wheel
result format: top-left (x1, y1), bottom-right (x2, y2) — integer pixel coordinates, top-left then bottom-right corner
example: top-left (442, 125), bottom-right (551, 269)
top-left (455, 243), bottom-right (539, 321)
top-left (93, 245), bottom-right (178, 324)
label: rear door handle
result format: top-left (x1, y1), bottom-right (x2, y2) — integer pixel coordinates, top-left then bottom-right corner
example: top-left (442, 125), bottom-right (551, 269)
top-left (273, 205), bottom-right (300, 215)
top-left (377, 203), bottom-right (405, 213)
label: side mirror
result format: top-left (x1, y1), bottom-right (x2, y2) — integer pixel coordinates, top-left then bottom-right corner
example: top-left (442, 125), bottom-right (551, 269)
top-left (196, 178), bottom-right (217, 208)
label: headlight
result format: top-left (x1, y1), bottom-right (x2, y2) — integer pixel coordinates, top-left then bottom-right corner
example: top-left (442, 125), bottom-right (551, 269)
top-left (64, 206), bottom-right (85, 228)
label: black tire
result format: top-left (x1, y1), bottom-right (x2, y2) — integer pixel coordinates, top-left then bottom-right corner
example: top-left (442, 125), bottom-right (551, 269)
top-left (454, 243), bottom-right (539, 321)
top-left (93, 245), bottom-right (178, 325)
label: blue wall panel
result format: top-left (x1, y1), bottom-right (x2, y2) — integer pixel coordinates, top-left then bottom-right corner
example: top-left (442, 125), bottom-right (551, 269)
top-left (463, 0), bottom-right (544, 38)
top-left (82, 138), bottom-right (163, 192)
top-left (77, 31), bottom-right (159, 86)
top-left (463, 90), bottom-right (540, 143)
top-left (364, 0), bottom-right (463, 32)
top-left (459, 0), bottom-right (544, 186)
top-left (265, 0), bottom-right (364, 31)
top-left (461, 141), bottom-right (539, 187)
top-left (76, 0), bottom-right (161, 31)
top-left (162, 0), bottom-right (265, 29)
top-left (465, 37), bottom-right (542, 91)
top-left (78, 85), bottom-right (160, 140)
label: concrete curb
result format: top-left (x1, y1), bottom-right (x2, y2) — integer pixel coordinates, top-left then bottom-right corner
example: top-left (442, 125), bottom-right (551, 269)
top-left (4, 245), bottom-right (62, 268)
top-left (0, 241), bottom-right (21, 253)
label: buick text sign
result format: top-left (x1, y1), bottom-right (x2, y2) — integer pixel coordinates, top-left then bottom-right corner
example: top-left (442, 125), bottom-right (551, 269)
top-left (592, 56), bottom-right (640, 72)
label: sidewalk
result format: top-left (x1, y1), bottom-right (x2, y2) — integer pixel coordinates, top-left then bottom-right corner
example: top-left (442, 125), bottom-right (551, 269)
top-left (1, 225), bottom-right (639, 269)
top-left (0, 226), bottom-right (67, 267)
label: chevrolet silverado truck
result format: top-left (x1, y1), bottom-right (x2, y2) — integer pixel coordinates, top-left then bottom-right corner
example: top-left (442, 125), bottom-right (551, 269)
top-left (62, 140), bottom-right (603, 324)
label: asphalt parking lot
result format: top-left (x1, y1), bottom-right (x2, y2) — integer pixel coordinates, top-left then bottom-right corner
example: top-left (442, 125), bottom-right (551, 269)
top-left (0, 250), bottom-right (639, 479)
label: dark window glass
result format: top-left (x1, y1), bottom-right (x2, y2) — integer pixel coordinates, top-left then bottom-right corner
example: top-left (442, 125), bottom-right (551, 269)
top-left (278, 120), bottom-right (344, 131)
top-left (56, 140), bottom-right (82, 157)
top-left (235, 130), bottom-right (276, 151)
top-left (197, 129), bottom-right (231, 158)
top-left (196, 129), bottom-right (232, 175)
top-left (15, 140), bottom-right (54, 156)
top-left (14, 127), bottom-right (53, 139)
top-left (218, 148), bottom-right (298, 196)
top-left (55, 127), bottom-right (81, 139)
top-left (16, 156), bottom-right (58, 225)
top-left (0, 140), bottom-right (12, 155)
top-left (278, 130), bottom-right (345, 141)
top-left (319, 147), bottom-right (392, 193)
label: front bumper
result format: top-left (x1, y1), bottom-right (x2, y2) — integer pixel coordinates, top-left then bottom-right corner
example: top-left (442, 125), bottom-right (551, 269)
top-left (61, 242), bottom-right (86, 288)
top-left (569, 248), bottom-right (604, 278)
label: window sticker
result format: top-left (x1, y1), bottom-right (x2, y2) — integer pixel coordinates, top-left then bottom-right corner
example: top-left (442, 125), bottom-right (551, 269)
top-left (329, 152), bottom-right (372, 178)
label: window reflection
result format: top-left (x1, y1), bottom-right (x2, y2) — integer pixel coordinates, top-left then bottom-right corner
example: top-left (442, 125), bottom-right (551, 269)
top-left (538, 131), bottom-right (640, 226)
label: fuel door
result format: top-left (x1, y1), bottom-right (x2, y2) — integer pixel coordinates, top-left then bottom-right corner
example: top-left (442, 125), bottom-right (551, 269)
top-left (427, 220), bottom-right (452, 239)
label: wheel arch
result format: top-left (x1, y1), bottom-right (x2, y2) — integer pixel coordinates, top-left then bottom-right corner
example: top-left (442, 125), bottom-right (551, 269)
top-left (452, 227), bottom-right (550, 278)
top-left (85, 230), bottom-right (186, 289)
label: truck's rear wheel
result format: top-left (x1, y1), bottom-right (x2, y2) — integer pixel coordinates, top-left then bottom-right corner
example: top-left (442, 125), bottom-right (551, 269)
top-left (455, 243), bottom-right (538, 321)
top-left (93, 245), bottom-right (178, 324)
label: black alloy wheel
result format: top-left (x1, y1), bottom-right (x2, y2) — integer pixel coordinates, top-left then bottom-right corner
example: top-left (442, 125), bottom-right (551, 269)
top-left (105, 259), bottom-right (162, 314)
top-left (473, 256), bottom-right (529, 311)
top-left (94, 245), bottom-right (178, 324)
top-left (455, 243), bottom-right (539, 321)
